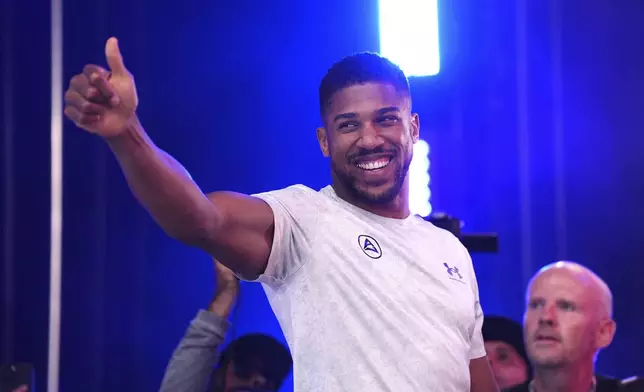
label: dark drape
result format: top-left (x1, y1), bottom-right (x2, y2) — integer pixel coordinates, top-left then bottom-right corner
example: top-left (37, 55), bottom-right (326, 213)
top-left (1, 0), bottom-right (53, 386)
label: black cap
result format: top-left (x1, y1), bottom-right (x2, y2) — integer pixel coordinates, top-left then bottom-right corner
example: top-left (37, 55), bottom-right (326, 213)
top-left (482, 315), bottom-right (530, 368)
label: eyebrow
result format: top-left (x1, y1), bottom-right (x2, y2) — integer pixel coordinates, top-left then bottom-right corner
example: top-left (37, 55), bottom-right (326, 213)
top-left (333, 106), bottom-right (401, 123)
top-left (376, 106), bottom-right (401, 115)
top-left (529, 297), bottom-right (579, 307)
top-left (333, 112), bottom-right (357, 122)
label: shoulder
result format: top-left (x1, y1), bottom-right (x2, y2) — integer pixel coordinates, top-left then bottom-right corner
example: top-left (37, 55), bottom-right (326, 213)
top-left (413, 216), bottom-right (464, 243)
top-left (251, 184), bottom-right (326, 218)
top-left (416, 218), bottom-right (471, 261)
top-left (253, 184), bottom-right (320, 202)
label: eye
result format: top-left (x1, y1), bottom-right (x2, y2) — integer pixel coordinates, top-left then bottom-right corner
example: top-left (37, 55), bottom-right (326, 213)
top-left (338, 121), bottom-right (359, 131)
top-left (557, 300), bottom-right (576, 311)
top-left (377, 115), bottom-right (399, 126)
top-left (528, 299), bottom-right (542, 309)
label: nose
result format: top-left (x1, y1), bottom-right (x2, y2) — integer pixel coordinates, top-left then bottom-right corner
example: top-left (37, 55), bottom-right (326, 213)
top-left (538, 303), bottom-right (557, 326)
top-left (356, 123), bottom-right (384, 150)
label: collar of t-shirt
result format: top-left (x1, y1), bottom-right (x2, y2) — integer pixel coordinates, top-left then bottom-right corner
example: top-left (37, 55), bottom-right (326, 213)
top-left (320, 185), bottom-right (417, 225)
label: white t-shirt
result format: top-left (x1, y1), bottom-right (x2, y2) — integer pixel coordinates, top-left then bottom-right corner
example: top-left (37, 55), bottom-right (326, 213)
top-left (251, 184), bottom-right (486, 391)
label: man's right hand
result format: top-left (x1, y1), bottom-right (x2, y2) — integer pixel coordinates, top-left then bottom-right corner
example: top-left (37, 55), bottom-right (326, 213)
top-left (64, 37), bottom-right (138, 138)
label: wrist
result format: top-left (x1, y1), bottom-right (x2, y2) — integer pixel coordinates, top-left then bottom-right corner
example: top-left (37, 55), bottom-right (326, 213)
top-left (211, 288), bottom-right (237, 304)
top-left (104, 116), bottom-right (145, 151)
top-left (208, 295), bottom-right (236, 318)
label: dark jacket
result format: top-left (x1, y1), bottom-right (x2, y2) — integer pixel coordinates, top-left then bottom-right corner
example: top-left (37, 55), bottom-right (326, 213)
top-left (504, 375), bottom-right (644, 392)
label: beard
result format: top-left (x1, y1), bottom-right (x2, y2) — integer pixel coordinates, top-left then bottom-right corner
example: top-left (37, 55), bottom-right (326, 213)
top-left (331, 151), bottom-right (411, 205)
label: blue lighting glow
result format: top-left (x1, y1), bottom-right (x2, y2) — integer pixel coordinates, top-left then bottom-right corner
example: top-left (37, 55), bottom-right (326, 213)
top-left (409, 140), bottom-right (432, 217)
top-left (378, 0), bottom-right (441, 77)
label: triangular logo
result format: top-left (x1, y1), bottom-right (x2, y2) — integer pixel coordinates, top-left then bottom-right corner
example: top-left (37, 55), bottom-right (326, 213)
top-left (357, 235), bottom-right (382, 259)
top-left (363, 238), bottom-right (377, 253)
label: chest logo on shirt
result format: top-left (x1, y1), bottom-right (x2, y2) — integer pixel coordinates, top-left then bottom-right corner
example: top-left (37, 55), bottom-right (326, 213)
top-left (357, 235), bottom-right (382, 259)
top-left (444, 262), bottom-right (465, 283)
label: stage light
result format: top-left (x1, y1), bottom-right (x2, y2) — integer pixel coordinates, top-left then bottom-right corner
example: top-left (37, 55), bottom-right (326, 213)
top-left (409, 140), bottom-right (431, 217)
top-left (378, 0), bottom-right (441, 77)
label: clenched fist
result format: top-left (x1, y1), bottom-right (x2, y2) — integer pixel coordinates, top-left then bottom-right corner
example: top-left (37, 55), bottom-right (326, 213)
top-left (214, 259), bottom-right (240, 297)
top-left (64, 37), bottom-right (138, 138)
top-left (208, 259), bottom-right (240, 317)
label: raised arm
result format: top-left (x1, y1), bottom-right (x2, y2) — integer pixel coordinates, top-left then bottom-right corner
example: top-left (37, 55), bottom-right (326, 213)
top-left (160, 260), bottom-right (239, 392)
top-left (63, 37), bottom-right (272, 278)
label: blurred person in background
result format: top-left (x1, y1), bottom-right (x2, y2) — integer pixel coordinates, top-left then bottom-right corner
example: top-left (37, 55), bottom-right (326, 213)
top-left (505, 261), bottom-right (643, 392)
top-left (160, 259), bottom-right (292, 392)
top-left (483, 315), bottom-right (531, 389)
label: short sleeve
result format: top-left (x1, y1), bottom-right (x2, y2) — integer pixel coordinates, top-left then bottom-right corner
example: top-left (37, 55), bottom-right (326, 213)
top-left (249, 185), bottom-right (320, 288)
top-left (461, 246), bottom-right (487, 360)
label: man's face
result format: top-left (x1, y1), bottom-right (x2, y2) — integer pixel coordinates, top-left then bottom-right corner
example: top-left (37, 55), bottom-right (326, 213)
top-left (317, 82), bottom-right (419, 204)
top-left (484, 341), bottom-right (529, 389)
top-left (523, 270), bottom-right (610, 368)
top-left (222, 358), bottom-right (277, 392)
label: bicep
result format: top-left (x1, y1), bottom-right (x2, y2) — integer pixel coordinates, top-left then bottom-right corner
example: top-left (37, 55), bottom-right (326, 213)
top-left (205, 191), bottom-right (275, 279)
top-left (469, 356), bottom-right (499, 392)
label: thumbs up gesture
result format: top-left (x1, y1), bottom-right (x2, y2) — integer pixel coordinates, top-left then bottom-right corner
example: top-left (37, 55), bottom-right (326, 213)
top-left (64, 37), bottom-right (138, 137)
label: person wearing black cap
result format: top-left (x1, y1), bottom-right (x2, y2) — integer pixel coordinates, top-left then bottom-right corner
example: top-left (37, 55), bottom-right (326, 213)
top-left (483, 315), bottom-right (531, 389)
top-left (160, 260), bottom-right (292, 392)
top-left (209, 334), bottom-right (292, 392)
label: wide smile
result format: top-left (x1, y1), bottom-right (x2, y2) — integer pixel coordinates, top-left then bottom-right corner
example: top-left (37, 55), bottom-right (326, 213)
top-left (354, 156), bottom-right (392, 171)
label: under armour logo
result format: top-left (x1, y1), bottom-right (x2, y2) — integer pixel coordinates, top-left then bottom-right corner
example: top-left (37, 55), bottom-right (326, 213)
top-left (444, 262), bottom-right (463, 280)
top-left (358, 235), bottom-right (382, 259)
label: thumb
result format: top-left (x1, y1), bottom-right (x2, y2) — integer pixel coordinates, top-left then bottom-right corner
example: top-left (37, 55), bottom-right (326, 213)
top-left (105, 37), bottom-right (127, 75)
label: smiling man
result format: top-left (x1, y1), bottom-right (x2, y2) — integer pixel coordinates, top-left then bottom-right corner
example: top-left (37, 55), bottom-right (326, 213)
top-left (63, 38), bottom-right (498, 392)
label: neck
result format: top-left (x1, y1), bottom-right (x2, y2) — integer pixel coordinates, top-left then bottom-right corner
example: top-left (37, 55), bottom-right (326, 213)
top-left (533, 362), bottom-right (594, 392)
top-left (331, 177), bottom-right (410, 219)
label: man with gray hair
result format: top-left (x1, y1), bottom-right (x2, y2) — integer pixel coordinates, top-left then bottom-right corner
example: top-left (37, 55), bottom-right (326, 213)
top-left (505, 261), bottom-right (643, 392)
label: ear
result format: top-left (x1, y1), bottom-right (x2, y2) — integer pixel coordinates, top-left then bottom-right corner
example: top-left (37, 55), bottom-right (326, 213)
top-left (596, 318), bottom-right (616, 349)
top-left (316, 126), bottom-right (330, 157)
top-left (410, 113), bottom-right (420, 144)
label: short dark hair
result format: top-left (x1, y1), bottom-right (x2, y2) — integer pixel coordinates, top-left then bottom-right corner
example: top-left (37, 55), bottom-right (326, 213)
top-left (318, 52), bottom-right (410, 116)
top-left (217, 333), bottom-right (292, 388)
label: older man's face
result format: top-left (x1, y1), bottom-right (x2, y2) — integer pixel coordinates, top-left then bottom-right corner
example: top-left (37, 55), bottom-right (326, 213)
top-left (523, 268), bottom-right (613, 367)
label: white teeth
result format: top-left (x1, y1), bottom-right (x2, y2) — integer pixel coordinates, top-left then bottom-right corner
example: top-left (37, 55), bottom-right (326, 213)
top-left (357, 159), bottom-right (390, 170)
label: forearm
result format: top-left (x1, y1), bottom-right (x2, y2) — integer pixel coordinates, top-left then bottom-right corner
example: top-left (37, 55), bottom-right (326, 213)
top-left (160, 310), bottom-right (230, 392)
top-left (106, 118), bottom-right (219, 245)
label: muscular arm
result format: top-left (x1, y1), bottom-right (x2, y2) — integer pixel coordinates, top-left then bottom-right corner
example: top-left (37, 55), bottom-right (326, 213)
top-left (106, 120), bottom-right (273, 278)
top-left (470, 357), bottom-right (500, 392)
top-left (64, 40), bottom-right (275, 277)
